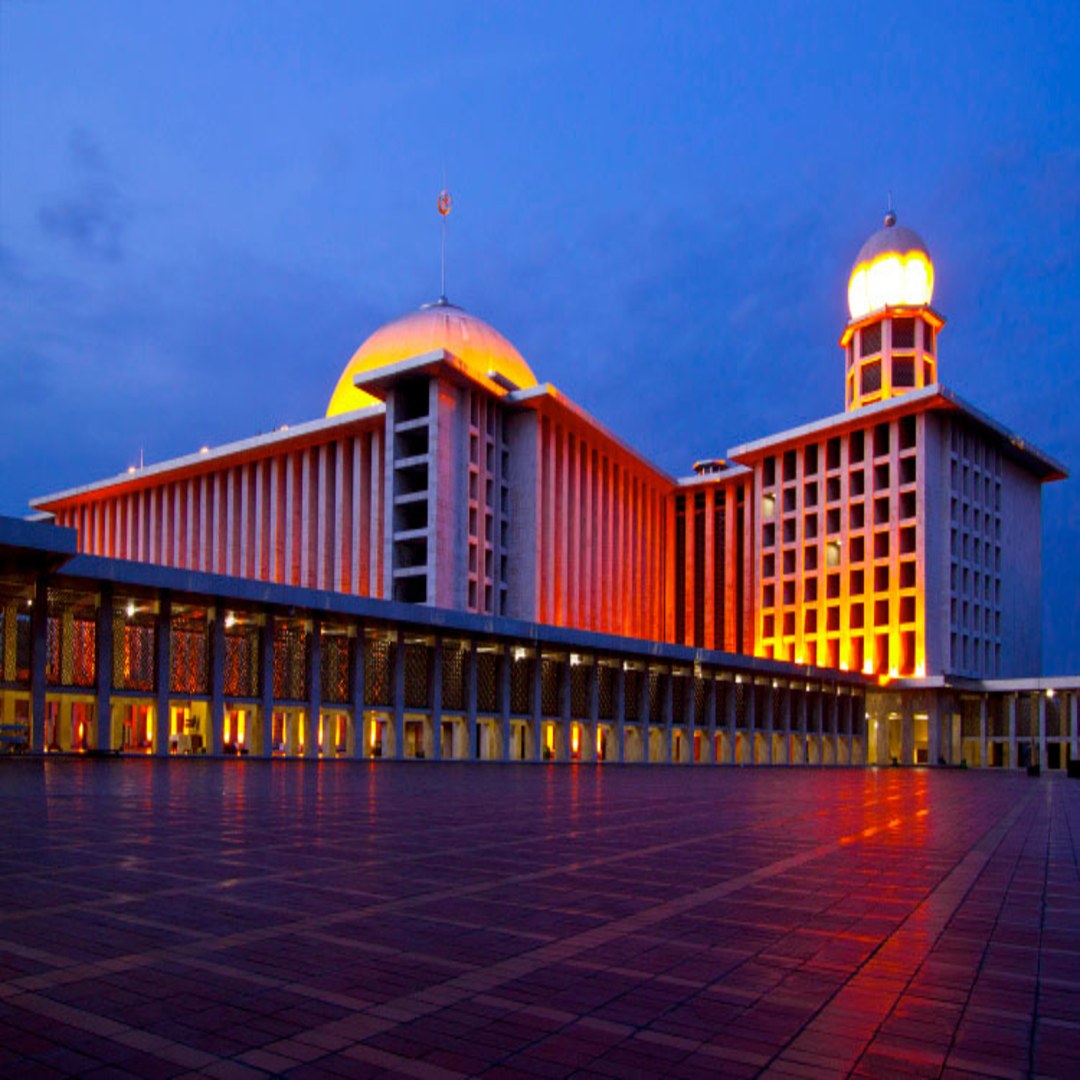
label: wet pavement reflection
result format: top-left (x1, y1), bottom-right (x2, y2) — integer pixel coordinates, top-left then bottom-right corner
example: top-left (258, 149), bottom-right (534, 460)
top-left (0, 761), bottom-right (1077, 1077)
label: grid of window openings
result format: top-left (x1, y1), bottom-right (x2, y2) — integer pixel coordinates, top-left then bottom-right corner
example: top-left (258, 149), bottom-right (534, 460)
top-left (948, 423), bottom-right (1003, 677)
top-left (757, 415), bottom-right (921, 675)
top-left (467, 392), bottom-right (509, 616)
top-left (845, 315), bottom-right (936, 409)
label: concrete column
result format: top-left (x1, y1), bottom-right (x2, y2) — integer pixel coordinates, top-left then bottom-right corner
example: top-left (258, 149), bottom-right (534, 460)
top-left (207, 612), bottom-right (224, 755)
top-left (614, 664), bottom-right (626, 764)
top-left (662, 671), bottom-right (674, 763)
top-left (154, 594), bottom-right (171, 757)
top-left (901, 703), bottom-right (915, 766)
top-left (639, 667), bottom-right (650, 762)
top-left (558, 657), bottom-right (571, 762)
top-left (465, 640), bottom-right (478, 761)
top-left (828, 693), bottom-right (839, 765)
top-left (979, 696), bottom-right (988, 769)
top-left (813, 692), bottom-right (825, 764)
top-left (792, 688), bottom-right (803, 765)
top-left (740, 682), bottom-right (754, 765)
top-left (260, 615), bottom-right (275, 758)
top-left (430, 636), bottom-right (443, 762)
top-left (1037, 692), bottom-right (1047, 770)
top-left (392, 632), bottom-right (405, 760)
top-left (762, 684), bottom-right (774, 765)
top-left (927, 695), bottom-right (941, 766)
top-left (840, 693), bottom-right (851, 764)
top-left (705, 676), bottom-right (717, 765)
top-left (307, 619), bottom-right (323, 759)
top-left (1071, 692), bottom-right (1079, 764)
top-left (499, 646), bottom-right (512, 762)
top-left (29, 576), bottom-right (48, 753)
top-left (530, 654), bottom-right (543, 762)
top-left (95, 586), bottom-right (113, 752)
top-left (1007, 693), bottom-right (1017, 769)
top-left (587, 660), bottom-right (600, 763)
top-left (726, 680), bottom-right (737, 764)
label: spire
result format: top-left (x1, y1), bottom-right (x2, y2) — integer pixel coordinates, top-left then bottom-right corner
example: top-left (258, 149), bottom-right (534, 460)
top-left (437, 188), bottom-right (452, 303)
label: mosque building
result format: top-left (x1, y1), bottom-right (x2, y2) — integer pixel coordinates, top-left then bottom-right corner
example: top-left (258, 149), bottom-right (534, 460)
top-left (2, 208), bottom-right (1077, 769)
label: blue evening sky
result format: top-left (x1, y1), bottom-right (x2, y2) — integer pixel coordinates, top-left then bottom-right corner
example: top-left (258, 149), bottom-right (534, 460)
top-left (1, 2), bottom-right (1077, 670)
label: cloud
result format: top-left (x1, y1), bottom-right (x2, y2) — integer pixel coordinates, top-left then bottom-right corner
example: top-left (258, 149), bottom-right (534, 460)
top-left (37, 129), bottom-right (131, 262)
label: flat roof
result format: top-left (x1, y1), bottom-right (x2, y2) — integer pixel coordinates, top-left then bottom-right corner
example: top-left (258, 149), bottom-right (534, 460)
top-left (726, 385), bottom-right (1067, 481)
top-left (30, 405), bottom-right (385, 509)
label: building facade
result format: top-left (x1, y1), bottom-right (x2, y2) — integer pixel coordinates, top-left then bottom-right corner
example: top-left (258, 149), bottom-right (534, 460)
top-left (2, 213), bottom-right (1076, 767)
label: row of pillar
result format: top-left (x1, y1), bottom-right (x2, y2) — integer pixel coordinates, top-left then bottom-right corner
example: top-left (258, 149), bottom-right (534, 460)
top-left (20, 577), bottom-right (865, 763)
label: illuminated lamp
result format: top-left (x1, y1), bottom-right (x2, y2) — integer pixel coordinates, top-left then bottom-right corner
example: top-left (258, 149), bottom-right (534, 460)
top-left (145, 715), bottom-right (153, 742)
top-left (125, 600), bottom-right (136, 618)
top-left (863, 661), bottom-right (874, 675)
top-left (847, 213), bottom-right (934, 322)
top-left (1046, 688), bottom-right (1055, 698)
top-left (596, 728), bottom-right (603, 757)
top-left (237, 712), bottom-right (246, 745)
top-left (571, 724), bottom-right (580, 756)
top-left (77, 721), bottom-right (84, 741)
top-left (370, 720), bottom-right (378, 749)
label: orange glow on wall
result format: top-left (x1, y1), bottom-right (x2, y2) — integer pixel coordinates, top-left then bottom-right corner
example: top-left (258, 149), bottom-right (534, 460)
top-left (145, 715), bottom-right (153, 742)
top-left (237, 711), bottom-right (246, 745)
top-left (848, 250), bottom-right (934, 320)
top-left (571, 723), bottom-right (580, 756)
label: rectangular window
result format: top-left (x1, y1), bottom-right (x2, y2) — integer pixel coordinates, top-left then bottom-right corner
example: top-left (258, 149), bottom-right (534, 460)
top-left (861, 360), bottom-right (882, 395)
top-left (860, 324), bottom-right (882, 356)
top-left (892, 317), bottom-right (915, 349)
top-left (893, 356), bottom-right (915, 386)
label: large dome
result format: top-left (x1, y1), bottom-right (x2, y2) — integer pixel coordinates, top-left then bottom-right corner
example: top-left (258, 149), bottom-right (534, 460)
top-left (327, 301), bottom-right (537, 416)
top-left (847, 213), bottom-right (934, 321)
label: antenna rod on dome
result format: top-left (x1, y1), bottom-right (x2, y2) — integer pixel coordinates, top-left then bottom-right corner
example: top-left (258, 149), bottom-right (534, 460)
top-left (437, 186), bottom-right (452, 303)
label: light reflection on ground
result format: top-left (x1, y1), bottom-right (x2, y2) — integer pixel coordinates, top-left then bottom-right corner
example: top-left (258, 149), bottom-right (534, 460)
top-left (0, 761), bottom-right (1076, 1077)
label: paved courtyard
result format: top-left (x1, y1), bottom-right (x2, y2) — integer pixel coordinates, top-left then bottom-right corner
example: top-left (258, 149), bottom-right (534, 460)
top-left (0, 762), bottom-right (1077, 1079)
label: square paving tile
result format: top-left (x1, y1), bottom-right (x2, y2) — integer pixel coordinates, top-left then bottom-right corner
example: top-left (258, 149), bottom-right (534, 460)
top-left (1, 760), bottom-right (1077, 1078)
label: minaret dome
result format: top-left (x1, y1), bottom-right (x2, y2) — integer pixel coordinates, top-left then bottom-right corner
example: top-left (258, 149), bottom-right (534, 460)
top-left (840, 211), bottom-right (944, 412)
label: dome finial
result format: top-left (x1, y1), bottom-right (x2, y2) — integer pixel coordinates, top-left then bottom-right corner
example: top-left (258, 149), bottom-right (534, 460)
top-left (437, 184), bottom-right (452, 304)
top-left (884, 190), bottom-right (896, 228)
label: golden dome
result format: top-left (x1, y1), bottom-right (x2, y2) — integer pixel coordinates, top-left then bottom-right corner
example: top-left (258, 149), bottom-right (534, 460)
top-left (327, 301), bottom-right (537, 417)
top-left (847, 213), bottom-right (934, 321)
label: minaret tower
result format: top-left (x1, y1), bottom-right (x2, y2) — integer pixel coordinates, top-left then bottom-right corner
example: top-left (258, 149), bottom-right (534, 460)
top-left (841, 210), bottom-right (944, 410)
